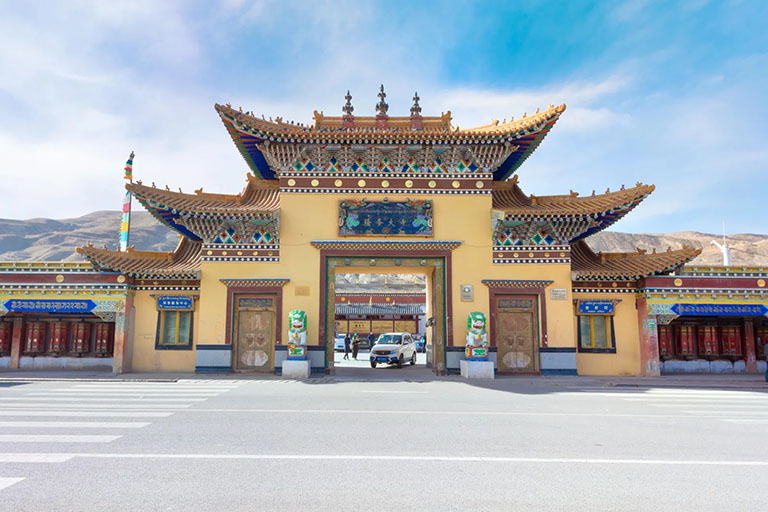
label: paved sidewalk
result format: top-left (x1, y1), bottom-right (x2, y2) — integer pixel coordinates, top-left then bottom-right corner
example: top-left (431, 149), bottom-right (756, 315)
top-left (1, 367), bottom-right (765, 389)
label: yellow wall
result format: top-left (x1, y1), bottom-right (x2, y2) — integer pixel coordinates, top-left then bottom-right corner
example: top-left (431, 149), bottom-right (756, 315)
top-left (130, 291), bottom-right (198, 372)
top-left (196, 191), bottom-right (577, 356)
top-left (572, 292), bottom-right (640, 376)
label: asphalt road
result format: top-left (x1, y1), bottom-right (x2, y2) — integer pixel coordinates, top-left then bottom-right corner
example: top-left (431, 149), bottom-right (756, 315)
top-left (0, 374), bottom-right (766, 511)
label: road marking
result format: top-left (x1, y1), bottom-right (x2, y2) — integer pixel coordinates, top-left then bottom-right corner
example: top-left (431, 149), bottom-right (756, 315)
top-left (170, 408), bottom-right (740, 418)
top-left (0, 435), bottom-right (121, 443)
top-left (0, 411), bottom-right (172, 418)
top-left (720, 419), bottom-right (768, 424)
top-left (0, 477), bottom-right (24, 491)
top-left (0, 453), bottom-right (75, 463)
top-left (0, 403), bottom-right (190, 409)
top-left (359, 391), bottom-right (429, 394)
top-left (0, 421), bottom-right (150, 429)
top-left (72, 382), bottom-right (241, 391)
top-left (25, 392), bottom-right (219, 397)
top-left (650, 404), bottom-right (768, 409)
top-left (682, 410), bottom-right (768, 415)
top-left (622, 396), bottom-right (768, 405)
top-left (5, 452), bottom-right (759, 466)
top-left (0, 397), bottom-right (205, 402)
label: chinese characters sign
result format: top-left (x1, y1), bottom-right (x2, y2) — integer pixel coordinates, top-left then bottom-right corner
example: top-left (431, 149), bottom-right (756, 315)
top-left (156, 296), bottom-right (194, 311)
top-left (339, 199), bottom-right (433, 236)
top-left (577, 300), bottom-right (615, 315)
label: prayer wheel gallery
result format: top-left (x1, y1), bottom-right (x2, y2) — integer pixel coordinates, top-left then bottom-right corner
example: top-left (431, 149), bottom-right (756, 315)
top-left (1, 87), bottom-right (766, 378)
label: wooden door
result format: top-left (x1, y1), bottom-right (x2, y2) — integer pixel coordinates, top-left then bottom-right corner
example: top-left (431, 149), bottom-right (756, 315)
top-left (496, 297), bottom-right (538, 373)
top-left (234, 296), bottom-right (275, 372)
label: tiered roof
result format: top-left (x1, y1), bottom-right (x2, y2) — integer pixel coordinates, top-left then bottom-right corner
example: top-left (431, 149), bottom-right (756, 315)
top-left (215, 102), bottom-right (566, 181)
top-left (570, 240), bottom-right (700, 281)
top-left (492, 180), bottom-right (655, 244)
top-left (77, 237), bottom-right (201, 279)
top-left (126, 176), bottom-right (279, 241)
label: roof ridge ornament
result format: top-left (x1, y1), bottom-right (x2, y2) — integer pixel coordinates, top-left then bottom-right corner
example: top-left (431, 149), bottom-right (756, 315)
top-left (342, 90), bottom-right (354, 116)
top-left (410, 91), bottom-right (421, 116)
top-left (376, 84), bottom-right (389, 117)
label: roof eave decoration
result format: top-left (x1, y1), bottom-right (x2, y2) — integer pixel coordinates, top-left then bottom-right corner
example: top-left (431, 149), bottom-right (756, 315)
top-left (570, 240), bottom-right (701, 281)
top-left (491, 182), bottom-right (655, 245)
top-left (126, 180), bottom-right (280, 242)
top-left (76, 238), bottom-right (202, 280)
top-left (215, 102), bottom-right (565, 182)
top-left (493, 107), bottom-right (565, 181)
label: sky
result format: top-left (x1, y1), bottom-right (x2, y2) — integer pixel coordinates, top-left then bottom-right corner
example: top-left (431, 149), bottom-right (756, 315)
top-left (0, 0), bottom-right (766, 235)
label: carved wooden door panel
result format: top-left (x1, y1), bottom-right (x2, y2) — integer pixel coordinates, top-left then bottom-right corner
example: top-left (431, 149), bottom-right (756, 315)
top-left (235, 297), bottom-right (275, 372)
top-left (496, 298), bottom-right (537, 373)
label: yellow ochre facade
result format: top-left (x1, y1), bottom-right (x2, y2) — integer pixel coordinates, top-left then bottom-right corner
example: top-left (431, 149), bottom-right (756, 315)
top-left (3, 88), bottom-right (766, 376)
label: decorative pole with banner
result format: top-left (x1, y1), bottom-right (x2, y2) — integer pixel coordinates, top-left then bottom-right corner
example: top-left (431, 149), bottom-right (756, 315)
top-left (119, 151), bottom-right (134, 252)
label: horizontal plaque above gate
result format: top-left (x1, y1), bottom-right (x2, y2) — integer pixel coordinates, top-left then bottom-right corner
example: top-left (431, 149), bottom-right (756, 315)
top-left (339, 199), bottom-right (432, 236)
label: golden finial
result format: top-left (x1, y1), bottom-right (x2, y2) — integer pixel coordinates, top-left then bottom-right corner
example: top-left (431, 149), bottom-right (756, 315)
top-left (535, 108), bottom-right (540, 113)
top-left (606, 187), bottom-right (611, 194)
top-left (195, 187), bottom-right (203, 195)
top-left (136, 180), bottom-right (142, 185)
top-left (165, 185), bottom-right (170, 191)
top-left (620, 184), bottom-right (625, 190)
top-left (151, 182), bottom-right (156, 188)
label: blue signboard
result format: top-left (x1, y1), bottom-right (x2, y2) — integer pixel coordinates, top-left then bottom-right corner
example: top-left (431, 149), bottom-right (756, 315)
top-left (4, 299), bottom-right (96, 313)
top-left (577, 300), bottom-right (615, 315)
top-left (156, 296), bottom-right (194, 311)
top-left (339, 199), bottom-right (432, 236)
top-left (670, 303), bottom-right (768, 316)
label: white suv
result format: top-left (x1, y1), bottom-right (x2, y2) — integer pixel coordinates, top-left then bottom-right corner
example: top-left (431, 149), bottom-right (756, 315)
top-left (370, 332), bottom-right (417, 368)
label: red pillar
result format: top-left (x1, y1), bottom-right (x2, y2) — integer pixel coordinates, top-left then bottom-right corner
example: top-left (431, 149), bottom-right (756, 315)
top-left (8, 317), bottom-right (23, 369)
top-left (744, 319), bottom-right (757, 373)
top-left (636, 297), bottom-right (661, 376)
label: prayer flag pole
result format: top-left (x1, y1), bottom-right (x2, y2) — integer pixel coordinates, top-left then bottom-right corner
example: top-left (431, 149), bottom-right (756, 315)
top-left (119, 151), bottom-right (134, 252)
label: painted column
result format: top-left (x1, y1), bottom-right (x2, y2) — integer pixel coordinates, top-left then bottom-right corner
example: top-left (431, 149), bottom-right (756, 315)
top-left (636, 296), bottom-right (661, 377)
top-left (8, 317), bottom-right (23, 369)
top-left (112, 295), bottom-right (134, 374)
top-left (744, 319), bottom-right (757, 373)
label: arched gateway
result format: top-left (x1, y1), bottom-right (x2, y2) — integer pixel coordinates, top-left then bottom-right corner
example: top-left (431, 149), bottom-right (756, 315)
top-left (68, 87), bottom-right (722, 376)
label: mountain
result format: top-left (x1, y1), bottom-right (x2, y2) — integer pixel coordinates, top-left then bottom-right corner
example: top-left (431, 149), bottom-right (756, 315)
top-left (0, 211), bottom-right (766, 267)
top-left (0, 211), bottom-right (178, 261)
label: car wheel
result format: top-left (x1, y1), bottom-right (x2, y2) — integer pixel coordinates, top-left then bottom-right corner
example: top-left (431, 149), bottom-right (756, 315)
top-left (370, 361), bottom-right (377, 369)
top-left (397, 354), bottom-right (404, 368)
top-left (410, 352), bottom-right (416, 365)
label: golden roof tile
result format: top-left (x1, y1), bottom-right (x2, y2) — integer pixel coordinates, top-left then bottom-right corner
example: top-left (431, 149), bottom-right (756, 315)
top-left (127, 176), bottom-right (279, 215)
top-left (77, 237), bottom-right (201, 279)
top-left (492, 180), bottom-right (655, 216)
top-left (571, 240), bottom-right (701, 281)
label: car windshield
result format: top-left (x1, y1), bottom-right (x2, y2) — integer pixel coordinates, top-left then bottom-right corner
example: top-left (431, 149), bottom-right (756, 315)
top-left (376, 334), bottom-right (402, 344)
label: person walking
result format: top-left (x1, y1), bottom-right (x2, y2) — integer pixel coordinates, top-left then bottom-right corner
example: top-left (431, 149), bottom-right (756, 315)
top-left (367, 332), bottom-right (376, 350)
top-left (343, 333), bottom-right (351, 361)
top-left (352, 333), bottom-right (360, 360)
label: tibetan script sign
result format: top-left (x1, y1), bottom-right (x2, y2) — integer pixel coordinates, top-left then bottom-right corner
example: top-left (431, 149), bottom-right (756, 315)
top-left (156, 296), bottom-right (194, 311)
top-left (577, 300), bottom-right (615, 315)
top-left (339, 199), bottom-right (432, 236)
top-left (4, 299), bottom-right (96, 313)
top-left (670, 303), bottom-right (768, 316)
